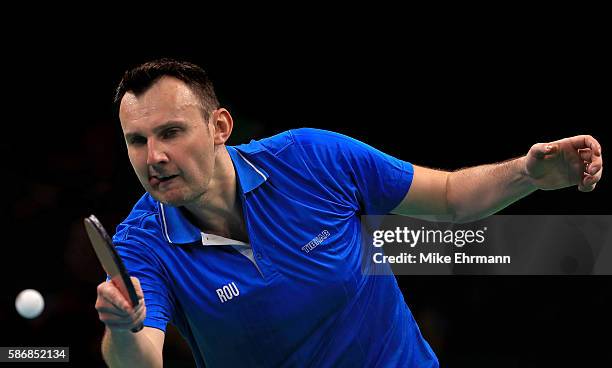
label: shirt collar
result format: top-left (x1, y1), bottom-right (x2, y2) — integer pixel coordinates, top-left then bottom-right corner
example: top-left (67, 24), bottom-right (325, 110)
top-left (226, 146), bottom-right (269, 194)
top-left (159, 146), bottom-right (268, 245)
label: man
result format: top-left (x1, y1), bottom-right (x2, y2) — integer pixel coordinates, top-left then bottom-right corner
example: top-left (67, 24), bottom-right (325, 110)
top-left (95, 59), bottom-right (603, 367)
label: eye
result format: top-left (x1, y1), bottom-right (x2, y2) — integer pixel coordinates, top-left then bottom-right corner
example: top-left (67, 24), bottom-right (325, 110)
top-left (161, 128), bottom-right (181, 139)
top-left (129, 136), bottom-right (147, 145)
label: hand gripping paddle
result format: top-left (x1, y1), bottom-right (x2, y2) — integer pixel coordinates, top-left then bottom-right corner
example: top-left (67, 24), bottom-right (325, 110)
top-left (84, 215), bottom-right (143, 333)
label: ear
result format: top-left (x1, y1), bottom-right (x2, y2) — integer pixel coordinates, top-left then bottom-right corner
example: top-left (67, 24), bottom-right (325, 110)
top-left (211, 108), bottom-right (233, 145)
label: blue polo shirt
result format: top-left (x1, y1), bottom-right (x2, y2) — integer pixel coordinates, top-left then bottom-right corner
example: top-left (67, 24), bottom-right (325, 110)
top-left (113, 128), bottom-right (439, 367)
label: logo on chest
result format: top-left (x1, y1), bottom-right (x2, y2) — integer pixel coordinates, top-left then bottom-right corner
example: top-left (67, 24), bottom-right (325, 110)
top-left (301, 229), bottom-right (331, 253)
top-left (215, 282), bottom-right (240, 303)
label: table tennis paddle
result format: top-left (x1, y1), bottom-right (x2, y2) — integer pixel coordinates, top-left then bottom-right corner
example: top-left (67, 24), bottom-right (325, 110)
top-left (84, 214), bottom-right (143, 333)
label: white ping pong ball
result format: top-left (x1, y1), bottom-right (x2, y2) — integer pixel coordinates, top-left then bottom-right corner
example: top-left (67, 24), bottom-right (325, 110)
top-left (15, 289), bottom-right (45, 319)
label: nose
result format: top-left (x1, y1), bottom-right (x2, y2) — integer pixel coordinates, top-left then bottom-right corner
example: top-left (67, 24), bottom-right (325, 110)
top-left (146, 139), bottom-right (169, 166)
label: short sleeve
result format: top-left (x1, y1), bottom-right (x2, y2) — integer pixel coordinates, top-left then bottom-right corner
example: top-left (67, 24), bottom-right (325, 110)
top-left (113, 223), bottom-right (176, 332)
top-left (290, 128), bottom-right (414, 215)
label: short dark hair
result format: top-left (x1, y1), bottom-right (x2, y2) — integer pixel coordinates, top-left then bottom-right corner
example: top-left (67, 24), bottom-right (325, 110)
top-left (114, 58), bottom-right (220, 119)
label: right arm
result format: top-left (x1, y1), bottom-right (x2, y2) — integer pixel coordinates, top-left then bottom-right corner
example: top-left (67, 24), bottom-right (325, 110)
top-left (392, 135), bottom-right (603, 222)
top-left (96, 277), bottom-right (165, 367)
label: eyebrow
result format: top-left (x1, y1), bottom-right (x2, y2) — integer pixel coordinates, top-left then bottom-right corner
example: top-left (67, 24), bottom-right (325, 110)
top-left (124, 121), bottom-right (188, 141)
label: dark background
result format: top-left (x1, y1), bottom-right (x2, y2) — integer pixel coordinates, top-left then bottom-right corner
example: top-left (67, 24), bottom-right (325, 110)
top-left (1, 13), bottom-right (609, 367)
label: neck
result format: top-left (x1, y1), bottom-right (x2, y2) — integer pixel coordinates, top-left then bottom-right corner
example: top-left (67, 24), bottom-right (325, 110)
top-left (183, 147), bottom-right (247, 241)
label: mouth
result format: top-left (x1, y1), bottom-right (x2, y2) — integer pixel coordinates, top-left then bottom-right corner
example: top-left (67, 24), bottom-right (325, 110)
top-left (149, 174), bottom-right (179, 187)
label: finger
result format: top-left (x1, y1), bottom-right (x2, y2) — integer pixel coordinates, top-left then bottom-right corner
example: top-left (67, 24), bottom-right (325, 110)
top-left (130, 277), bottom-right (145, 300)
top-left (98, 282), bottom-right (131, 311)
top-left (126, 304), bottom-right (146, 328)
top-left (102, 306), bottom-right (143, 325)
top-left (133, 304), bottom-right (146, 323)
top-left (97, 297), bottom-right (143, 316)
top-left (569, 135), bottom-right (602, 156)
top-left (579, 172), bottom-right (601, 192)
top-left (125, 300), bottom-right (145, 315)
top-left (579, 148), bottom-right (592, 162)
top-left (96, 304), bottom-right (130, 317)
top-left (578, 174), bottom-right (592, 192)
top-left (125, 296), bottom-right (146, 320)
top-left (579, 181), bottom-right (597, 192)
top-left (98, 311), bottom-right (134, 323)
top-left (100, 304), bottom-right (146, 328)
top-left (587, 153), bottom-right (603, 176)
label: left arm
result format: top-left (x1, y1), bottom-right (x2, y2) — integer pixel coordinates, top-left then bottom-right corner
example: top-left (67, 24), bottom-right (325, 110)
top-left (392, 135), bottom-right (603, 223)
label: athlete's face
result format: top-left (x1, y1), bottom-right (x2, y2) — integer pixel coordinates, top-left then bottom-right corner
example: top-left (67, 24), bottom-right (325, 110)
top-left (119, 76), bottom-right (222, 206)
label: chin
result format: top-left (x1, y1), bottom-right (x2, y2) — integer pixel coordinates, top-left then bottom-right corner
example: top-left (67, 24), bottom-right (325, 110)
top-left (154, 191), bottom-right (199, 207)
top-left (157, 196), bottom-right (188, 207)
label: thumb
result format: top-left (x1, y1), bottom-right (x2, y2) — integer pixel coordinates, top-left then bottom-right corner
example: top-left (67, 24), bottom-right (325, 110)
top-left (130, 277), bottom-right (144, 299)
top-left (530, 142), bottom-right (558, 159)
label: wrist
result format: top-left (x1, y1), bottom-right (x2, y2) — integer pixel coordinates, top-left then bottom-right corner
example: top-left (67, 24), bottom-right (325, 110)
top-left (516, 156), bottom-right (538, 192)
top-left (107, 326), bottom-right (138, 339)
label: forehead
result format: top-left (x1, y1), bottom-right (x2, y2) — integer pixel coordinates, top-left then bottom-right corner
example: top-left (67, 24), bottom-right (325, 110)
top-left (119, 76), bottom-right (202, 129)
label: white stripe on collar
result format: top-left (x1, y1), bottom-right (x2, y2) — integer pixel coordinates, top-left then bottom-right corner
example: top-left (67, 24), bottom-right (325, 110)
top-left (159, 203), bottom-right (173, 244)
top-left (236, 150), bottom-right (267, 182)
